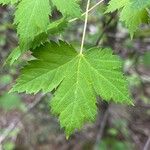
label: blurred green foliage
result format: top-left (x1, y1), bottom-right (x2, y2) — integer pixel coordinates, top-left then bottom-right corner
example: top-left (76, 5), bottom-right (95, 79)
top-left (99, 138), bottom-right (132, 150)
top-left (0, 74), bottom-right (12, 85)
top-left (3, 142), bottom-right (15, 150)
top-left (0, 93), bottom-right (26, 111)
top-left (142, 51), bottom-right (150, 67)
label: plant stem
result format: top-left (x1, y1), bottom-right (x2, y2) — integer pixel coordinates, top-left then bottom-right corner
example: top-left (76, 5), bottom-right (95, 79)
top-left (95, 16), bottom-right (114, 46)
top-left (80, 0), bottom-right (91, 55)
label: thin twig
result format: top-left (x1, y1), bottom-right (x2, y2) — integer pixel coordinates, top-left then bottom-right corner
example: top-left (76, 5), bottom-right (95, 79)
top-left (94, 106), bottom-right (109, 150)
top-left (80, 0), bottom-right (91, 54)
top-left (95, 16), bottom-right (114, 46)
top-left (69, 0), bottom-right (104, 23)
top-left (144, 136), bottom-right (150, 150)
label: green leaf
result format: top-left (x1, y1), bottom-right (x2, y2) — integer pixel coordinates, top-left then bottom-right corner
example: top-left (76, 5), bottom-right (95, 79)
top-left (27, 18), bottom-right (68, 50)
top-left (14, 0), bottom-right (51, 51)
top-left (106, 0), bottom-right (150, 36)
top-left (107, 0), bottom-right (150, 13)
top-left (5, 18), bottom-right (68, 65)
top-left (51, 0), bottom-right (81, 17)
top-left (11, 41), bottom-right (132, 137)
top-left (106, 0), bottom-right (129, 13)
top-left (131, 0), bottom-right (150, 10)
top-left (120, 5), bottom-right (148, 37)
top-left (0, 0), bottom-right (81, 65)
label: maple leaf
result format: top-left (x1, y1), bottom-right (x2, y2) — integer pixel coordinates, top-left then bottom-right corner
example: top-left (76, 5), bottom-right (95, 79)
top-left (11, 41), bottom-right (132, 137)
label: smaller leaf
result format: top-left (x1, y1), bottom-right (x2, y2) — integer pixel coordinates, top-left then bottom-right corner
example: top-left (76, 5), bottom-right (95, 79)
top-left (30, 18), bottom-right (68, 50)
top-left (14, 0), bottom-right (51, 50)
top-left (120, 5), bottom-right (148, 37)
top-left (106, 0), bottom-right (150, 36)
top-left (5, 18), bottom-right (68, 66)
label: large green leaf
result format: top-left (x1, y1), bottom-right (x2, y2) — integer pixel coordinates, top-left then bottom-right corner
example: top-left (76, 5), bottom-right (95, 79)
top-left (11, 41), bottom-right (132, 137)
